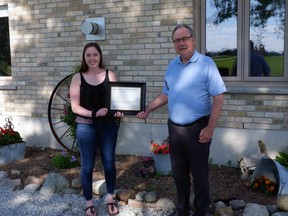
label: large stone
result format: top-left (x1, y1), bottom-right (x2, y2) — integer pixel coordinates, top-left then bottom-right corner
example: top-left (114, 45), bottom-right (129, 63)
top-left (214, 206), bottom-right (234, 216)
top-left (242, 203), bottom-right (269, 216)
top-left (24, 183), bottom-right (40, 192)
top-left (0, 171), bottom-right (8, 181)
top-left (156, 198), bottom-right (175, 211)
top-left (71, 176), bottom-right (82, 189)
top-left (39, 172), bottom-right (70, 196)
top-left (277, 195), bottom-right (288, 211)
top-left (229, 199), bottom-right (247, 210)
top-left (127, 198), bottom-right (154, 208)
top-left (116, 189), bottom-right (136, 202)
top-left (0, 178), bottom-right (21, 188)
top-left (24, 175), bottom-right (44, 186)
top-left (135, 191), bottom-right (147, 201)
top-left (144, 191), bottom-right (158, 203)
top-left (92, 179), bottom-right (107, 196)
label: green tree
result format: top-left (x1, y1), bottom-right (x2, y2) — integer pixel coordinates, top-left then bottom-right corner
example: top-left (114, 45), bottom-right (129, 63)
top-left (210, 0), bottom-right (284, 32)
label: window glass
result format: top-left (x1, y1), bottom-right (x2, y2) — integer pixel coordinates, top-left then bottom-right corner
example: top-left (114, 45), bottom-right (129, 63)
top-left (206, 0), bottom-right (237, 77)
top-left (249, 0), bottom-right (285, 77)
top-left (0, 6), bottom-right (11, 77)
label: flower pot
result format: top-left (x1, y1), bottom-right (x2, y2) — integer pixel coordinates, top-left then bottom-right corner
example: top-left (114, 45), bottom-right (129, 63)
top-left (0, 142), bottom-right (26, 164)
top-left (153, 154), bottom-right (172, 175)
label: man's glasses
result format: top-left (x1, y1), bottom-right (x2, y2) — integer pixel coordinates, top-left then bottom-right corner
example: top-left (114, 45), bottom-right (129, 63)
top-left (173, 36), bottom-right (193, 44)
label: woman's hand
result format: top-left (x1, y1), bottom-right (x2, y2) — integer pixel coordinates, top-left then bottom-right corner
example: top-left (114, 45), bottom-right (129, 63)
top-left (96, 108), bottom-right (108, 117)
top-left (114, 111), bottom-right (124, 118)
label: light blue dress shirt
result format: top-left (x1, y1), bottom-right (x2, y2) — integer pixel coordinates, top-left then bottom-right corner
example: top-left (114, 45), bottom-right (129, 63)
top-left (162, 50), bottom-right (227, 125)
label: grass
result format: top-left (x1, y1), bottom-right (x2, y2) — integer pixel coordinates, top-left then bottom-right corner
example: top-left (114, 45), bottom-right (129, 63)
top-left (213, 55), bottom-right (284, 77)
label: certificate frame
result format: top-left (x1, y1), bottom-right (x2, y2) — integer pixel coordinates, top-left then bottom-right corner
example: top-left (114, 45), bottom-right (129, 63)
top-left (105, 82), bottom-right (146, 115)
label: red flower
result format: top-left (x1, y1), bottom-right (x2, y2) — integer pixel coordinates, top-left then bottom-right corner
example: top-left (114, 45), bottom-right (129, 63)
top-left (150, 138), bottom-right (170, 154)
top-left (0, 126), bottom-right (23, 146)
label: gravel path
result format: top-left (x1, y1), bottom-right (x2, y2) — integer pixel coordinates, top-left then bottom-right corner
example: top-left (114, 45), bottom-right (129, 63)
top-left (0, 178), bottom-right (173, 216)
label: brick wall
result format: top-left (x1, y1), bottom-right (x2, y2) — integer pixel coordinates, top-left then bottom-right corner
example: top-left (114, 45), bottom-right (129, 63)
top-left (0, 0), bottom-right (192, 121)
top-left (220, 94), bottom-right (288, 131)
top-left (0, 0), bottom-right (287, 135)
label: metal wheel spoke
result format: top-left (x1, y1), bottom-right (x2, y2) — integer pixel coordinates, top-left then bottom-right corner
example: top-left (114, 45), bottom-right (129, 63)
top-left (48, 74), bottom-right (77, 152)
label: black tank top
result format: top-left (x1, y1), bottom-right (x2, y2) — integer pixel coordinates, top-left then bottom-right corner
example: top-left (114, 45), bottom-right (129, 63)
top-left (79, 69), bottom-right (109, 112)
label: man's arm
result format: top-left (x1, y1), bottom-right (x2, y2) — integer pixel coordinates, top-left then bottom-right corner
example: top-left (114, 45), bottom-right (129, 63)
top-left (199, 94), bottom-right (224, 143)
top-left (137, 93), bottom-right (168, 119)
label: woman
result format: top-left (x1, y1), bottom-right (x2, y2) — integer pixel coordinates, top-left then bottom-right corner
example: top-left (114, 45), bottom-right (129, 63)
top-left (70, 42), bottom-right (123, 216)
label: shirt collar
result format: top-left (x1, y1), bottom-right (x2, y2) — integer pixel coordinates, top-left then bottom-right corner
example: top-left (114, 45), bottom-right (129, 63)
top-left (176, 50), bottom-right (199, 65)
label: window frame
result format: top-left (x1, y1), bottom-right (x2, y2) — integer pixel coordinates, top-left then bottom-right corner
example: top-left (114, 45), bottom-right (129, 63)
top-left (0, 4), bottom-right (12, 79)
top-left (195, 0), bottom-right (288, 88)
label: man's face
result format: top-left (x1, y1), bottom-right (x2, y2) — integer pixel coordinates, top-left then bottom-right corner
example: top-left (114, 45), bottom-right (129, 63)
top-left (172, 27), bottom-right (196, 61)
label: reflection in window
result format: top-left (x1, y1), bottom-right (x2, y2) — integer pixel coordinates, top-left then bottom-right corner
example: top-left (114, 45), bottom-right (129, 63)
top-left (249, 0), bottom-right (285, 77)
top-left (206, 0), bottom-right (237, 77)
top-left (0, 6), bottom-right (11, 77)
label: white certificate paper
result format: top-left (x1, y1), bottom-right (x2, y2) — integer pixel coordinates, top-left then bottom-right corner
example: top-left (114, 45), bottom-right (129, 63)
top-left (110, 86), bottom-right (141, 111)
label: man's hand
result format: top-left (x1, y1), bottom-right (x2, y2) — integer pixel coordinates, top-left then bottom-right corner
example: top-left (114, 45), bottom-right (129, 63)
top-left (137, 111), bottom-right (148, 119)
top-left (199, 126), bottom-right (213, 143)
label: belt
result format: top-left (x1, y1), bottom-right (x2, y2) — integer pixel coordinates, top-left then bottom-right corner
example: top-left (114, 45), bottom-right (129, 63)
top-left (169, 115), bottom-right (210, 127)
top-left (75, 115), bottom-right (117, 124)
top-left (75, 116), bottom-right (93, 124)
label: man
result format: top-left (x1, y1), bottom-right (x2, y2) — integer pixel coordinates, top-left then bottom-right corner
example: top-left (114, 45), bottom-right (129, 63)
top-left (232, 41), bottom-right (271, 77)
top-left (250, 41), bottom-right (271, 76)
top-left (137, 24), bottom-right (226, 216)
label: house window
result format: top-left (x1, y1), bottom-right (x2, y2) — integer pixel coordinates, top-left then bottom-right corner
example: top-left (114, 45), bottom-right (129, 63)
top-left (196, 0), bottom-right (287, 87)
top-left (0, 5), bottom-right (11, 77)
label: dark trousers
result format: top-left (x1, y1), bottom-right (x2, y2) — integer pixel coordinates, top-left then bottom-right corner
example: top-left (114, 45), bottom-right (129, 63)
top-left (168, 117), bottom-right (211, 216)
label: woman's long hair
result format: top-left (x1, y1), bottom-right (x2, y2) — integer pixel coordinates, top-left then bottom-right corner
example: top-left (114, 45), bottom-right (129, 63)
top-left (78, 42), bottom-right (104, 72)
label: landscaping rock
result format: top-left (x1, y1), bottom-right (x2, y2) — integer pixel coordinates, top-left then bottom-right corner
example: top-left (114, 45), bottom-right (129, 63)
top-left (242, 203), bottom-right (269, 216)
top-left (144, 191), bottom-right (158, 203)
top-left (0, 171), bottom-right (8, 181)
top-left (92, 179), bottom-right (107, 196)
top-left (39, 172), bottom-right (70, 196)
top-left (277, 195), bottom-right (288, 212)
top-left (156, 198), bottom-right (175, 211)
top-left (71, 176), bottom-right (82, 188)
top-left (116, 189), bottom-right (136, 202)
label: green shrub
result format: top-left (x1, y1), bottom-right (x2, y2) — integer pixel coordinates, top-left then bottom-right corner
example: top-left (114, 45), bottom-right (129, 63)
top-left (51, 151), bottom-right (79, 169)
top-left (275, 151), bottom-right (288, 168)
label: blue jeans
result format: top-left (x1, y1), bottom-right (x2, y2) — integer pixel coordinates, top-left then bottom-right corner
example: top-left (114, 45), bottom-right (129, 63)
top-left (76, 120), bottom-right (119, 201)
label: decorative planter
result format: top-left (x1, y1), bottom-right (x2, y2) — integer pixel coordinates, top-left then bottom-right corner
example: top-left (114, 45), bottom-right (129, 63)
top-left (153, 154), bottom-right (172, 175)
top-left (0, 142), bottom-right (26, 165)
top-left (251, 158), bottom-right (288, 196)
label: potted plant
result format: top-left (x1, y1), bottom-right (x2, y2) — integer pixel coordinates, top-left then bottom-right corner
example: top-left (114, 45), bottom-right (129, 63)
top-left (150, 138), bottom-right (172, 175)
top-left (251, 175), bottom-right (279, 195)
top-left (0, 117), bottom-right (26, 164)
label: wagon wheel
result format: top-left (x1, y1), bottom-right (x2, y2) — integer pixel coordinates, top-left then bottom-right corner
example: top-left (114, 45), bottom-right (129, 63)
top-left (48, 74), bottom-right (77, 152)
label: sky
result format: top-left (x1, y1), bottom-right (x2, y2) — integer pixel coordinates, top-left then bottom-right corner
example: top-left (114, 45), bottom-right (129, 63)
top-left (206, 2), bottom-right (284, 53)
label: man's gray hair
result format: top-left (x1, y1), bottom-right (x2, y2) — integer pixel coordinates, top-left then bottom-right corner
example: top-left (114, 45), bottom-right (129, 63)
top-left (172, 24), bottom-right (194, 38)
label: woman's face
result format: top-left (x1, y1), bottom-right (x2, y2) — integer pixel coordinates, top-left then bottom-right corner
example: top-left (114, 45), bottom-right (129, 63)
top-left (84, 46), bottom-right (101, 69)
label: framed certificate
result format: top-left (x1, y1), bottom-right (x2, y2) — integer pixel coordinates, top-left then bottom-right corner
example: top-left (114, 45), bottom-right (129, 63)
top-left (105, 82), bottom-right (146, 115)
